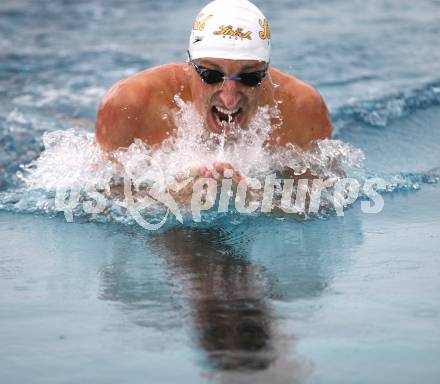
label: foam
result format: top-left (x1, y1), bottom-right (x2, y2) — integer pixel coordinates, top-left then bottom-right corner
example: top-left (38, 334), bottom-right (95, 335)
top-left (1, 97), bottom-right (434, 226)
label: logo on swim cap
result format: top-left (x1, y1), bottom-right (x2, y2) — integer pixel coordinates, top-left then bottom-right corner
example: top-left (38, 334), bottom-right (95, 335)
top-left (213, 25), bottom-right (253, 40)
top-left (258, 19), bottom-right (271, 40)
top-left (188, 0), bottom-right (271, 62)
top-left (193, 13), bottom-right (213, 31)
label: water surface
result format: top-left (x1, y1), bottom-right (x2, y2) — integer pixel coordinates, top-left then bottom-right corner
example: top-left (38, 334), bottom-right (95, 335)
top-left (1, 0), bottom-right (439, 383)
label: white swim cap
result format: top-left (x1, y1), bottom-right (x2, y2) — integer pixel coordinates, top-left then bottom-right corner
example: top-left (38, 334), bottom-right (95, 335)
top-left (188, 0), bottom-right (271, 62)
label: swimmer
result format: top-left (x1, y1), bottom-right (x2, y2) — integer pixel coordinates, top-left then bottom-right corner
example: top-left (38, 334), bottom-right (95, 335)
top-left (95, 0), bottom-right (332, 178)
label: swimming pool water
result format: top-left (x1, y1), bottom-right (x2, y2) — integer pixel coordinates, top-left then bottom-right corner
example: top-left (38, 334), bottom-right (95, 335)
top-left (1, 0), bottom-right (439, 383)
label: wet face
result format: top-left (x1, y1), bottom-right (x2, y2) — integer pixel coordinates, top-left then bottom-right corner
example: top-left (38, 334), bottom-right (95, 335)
top-left (188, 57), bottom-right (269, 134)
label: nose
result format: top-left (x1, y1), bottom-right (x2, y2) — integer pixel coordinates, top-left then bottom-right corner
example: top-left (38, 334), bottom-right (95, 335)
top-left (218, 80), bottom-right (242, 109)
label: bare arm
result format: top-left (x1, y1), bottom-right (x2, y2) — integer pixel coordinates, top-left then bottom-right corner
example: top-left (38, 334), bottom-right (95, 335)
top-left (95, 64), bottom-right (187, 152)
top-left (303, 88), bottom-right (332, 141)
top-left (95, 80), bottom-right (146, 152)
top-left (269, 70), bottom-right (332, 147)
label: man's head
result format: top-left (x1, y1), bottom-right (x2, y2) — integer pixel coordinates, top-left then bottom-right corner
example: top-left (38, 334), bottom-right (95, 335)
top-left (187, 0), bottom-right (272, 134)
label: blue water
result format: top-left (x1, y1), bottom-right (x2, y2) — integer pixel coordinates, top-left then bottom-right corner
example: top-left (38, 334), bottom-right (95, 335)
top-left (1, 0), bottom-right (440, 383)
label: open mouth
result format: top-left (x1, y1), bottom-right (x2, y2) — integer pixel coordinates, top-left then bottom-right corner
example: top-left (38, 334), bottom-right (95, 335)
top-left (211, 105), bottom-right (243, 131)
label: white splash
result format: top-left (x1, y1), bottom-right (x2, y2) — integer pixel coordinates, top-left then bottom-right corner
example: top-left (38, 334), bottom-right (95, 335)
top-left (15, 98), bottom-right (365, 222)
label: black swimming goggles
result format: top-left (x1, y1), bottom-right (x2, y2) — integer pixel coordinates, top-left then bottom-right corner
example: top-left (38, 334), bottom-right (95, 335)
top-left (187, 51), bottom-right (268, 87)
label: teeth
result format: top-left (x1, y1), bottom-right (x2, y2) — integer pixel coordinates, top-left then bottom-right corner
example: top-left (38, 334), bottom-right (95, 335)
top-left (214, 111), bottom-right (235, 128)
top-left (215, 106), bottom-right (240, 115)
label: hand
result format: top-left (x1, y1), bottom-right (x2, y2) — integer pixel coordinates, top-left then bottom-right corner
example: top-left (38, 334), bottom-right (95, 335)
top-left (169, 162), bottom-right (245, 205)
top-left (190, 161), bottom-right (244, 185)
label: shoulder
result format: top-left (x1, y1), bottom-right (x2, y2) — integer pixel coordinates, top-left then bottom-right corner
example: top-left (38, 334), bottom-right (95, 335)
top-left (270, 68), bottom-right (329, 119)
top-left (269, 68), bottom-right (332, 145)
top-left (95, 64), bottom-right (187, 151)
top-left (100, 63), bottom-right (186, 109)
top-left (95, 77), bottom-right (145, 151)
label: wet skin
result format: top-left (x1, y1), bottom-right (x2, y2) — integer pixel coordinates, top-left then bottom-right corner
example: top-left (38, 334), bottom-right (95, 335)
top-left (95, 59), bottom-right (332, 180)
top-left (95, 59), bottom-right (332, 150)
